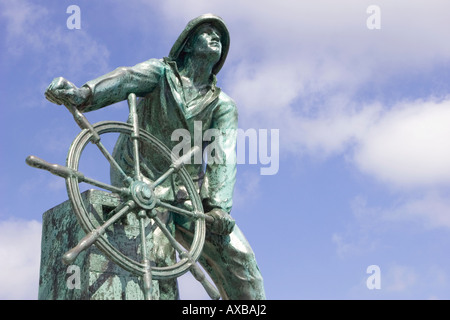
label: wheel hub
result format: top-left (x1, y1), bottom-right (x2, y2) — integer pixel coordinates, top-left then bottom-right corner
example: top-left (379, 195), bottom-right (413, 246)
top-left (130, 181), bottom-right (156, 209)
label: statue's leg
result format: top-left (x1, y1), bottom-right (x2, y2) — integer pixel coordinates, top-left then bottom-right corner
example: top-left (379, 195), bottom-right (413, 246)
top-left (175, 218), bottom-right (266, 300)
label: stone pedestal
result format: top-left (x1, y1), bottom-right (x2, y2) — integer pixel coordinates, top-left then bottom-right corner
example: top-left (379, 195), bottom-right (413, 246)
top-left (38, 189), bottom-right (178, 300)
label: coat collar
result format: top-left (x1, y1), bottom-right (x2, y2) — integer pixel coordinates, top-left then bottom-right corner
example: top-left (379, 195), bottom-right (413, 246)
top-left (163, 58), bottom-right (221, 119)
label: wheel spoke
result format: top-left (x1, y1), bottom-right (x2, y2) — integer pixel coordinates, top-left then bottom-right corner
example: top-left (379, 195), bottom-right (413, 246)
top-left (156, 199), bottom-right (213, 223)
top-left (26, 155), bottom-right (129, 196)
top-left (138, 209), bottom-right (152, 300)
top-left (80, 175), bottom-right (129, 196)
top-left (152, 214), bottom-right (187, 255)
top-left (128, 93), bottom-right (142, 180)
top-left (65, 105), bottom-right (133, 186)
top-left (62, 200), bottom-right (135, 265)
top-left (152, 213), bottom-right (220, 300)
top-left (149, 167), bottom-right (175, 189)
top-left (149, 146), bottom-right (201, 188)
top-left (139, 160), bottom-right (154, 181)
top-left (95, 141), bottom-right (133, 186)
top-left (171, 145), bottom-right (201, 170)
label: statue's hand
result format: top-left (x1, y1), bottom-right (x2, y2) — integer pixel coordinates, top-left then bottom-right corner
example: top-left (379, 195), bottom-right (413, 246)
top-left (206, 208), bottom-right (235, 235)
top-left (45, 77), bottom-right (90, 108)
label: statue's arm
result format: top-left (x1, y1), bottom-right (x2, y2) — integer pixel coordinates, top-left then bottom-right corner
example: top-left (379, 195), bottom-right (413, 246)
top-left (80, 59), bottom-right (164, 112)
top-left (200, 95), bottom-right (238, 215)
top-left (45, 59), bottom-right (164, 112)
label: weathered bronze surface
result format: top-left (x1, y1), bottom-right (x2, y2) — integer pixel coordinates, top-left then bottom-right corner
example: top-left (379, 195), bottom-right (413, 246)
top-left (39, 189), bottom-right (179, 300)
top-left (31, 14), bottom-right (265, 300)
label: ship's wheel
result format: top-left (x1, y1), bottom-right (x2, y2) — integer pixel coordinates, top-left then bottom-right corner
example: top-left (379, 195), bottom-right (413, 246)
top-left (26, 93), bottom-right (219, 300)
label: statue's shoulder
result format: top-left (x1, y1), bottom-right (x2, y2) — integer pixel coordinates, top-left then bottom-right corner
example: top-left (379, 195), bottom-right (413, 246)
top-left (214, 89), bottom-right (238, 119)
top-left (132, 58), bottom-right (167, 75)
top-left (141, 58), bottom-right (166, 67)
top-left (217, 89), bottom-right (236, 107)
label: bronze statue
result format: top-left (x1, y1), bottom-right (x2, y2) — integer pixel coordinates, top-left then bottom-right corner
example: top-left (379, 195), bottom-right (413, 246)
top-left (43, 14), bottom-right (265, 300)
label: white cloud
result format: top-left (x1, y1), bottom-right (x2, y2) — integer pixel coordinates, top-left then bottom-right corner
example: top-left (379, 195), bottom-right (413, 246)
top-left (354, 98), bottom-right (450, 189)
top-left (0, 0), bottom-right (49, 53)
top-left (225, 61), bottom-right (303, 119)
top-left (354, 190), bottom-right (450, 230)
top-left (385, 191), bottom-right (450, 229)
top-left (0, 219), bottom-right (41, 300)
top-left (333, 191), bottom-right (450, 260)
top-left (1, 0), bottom-right (110, 92)
top-left (152, 1), bottom-right (450, 175)
top-left (292, 102), bottom-right (382, 158)
top-left (157, 0), bottom-right (450, 76)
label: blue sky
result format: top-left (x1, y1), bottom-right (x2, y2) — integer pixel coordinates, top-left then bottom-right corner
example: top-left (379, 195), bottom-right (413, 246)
top-left (1, 0), bottom-right (450, 300)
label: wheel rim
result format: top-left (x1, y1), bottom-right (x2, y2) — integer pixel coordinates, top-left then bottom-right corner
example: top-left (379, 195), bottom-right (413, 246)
top-left (65, 120), bottom-right (206, 279)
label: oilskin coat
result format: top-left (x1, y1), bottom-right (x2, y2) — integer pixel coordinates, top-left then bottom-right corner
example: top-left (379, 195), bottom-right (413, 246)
top-left (81, 57), bottom-right (237, 214)
top-left (80, 57), bottom-right (265, 300)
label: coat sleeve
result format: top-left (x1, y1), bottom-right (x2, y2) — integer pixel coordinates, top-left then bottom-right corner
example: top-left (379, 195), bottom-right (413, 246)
top-left (80, 59), bottom-right (164, 112)
top-left (200, 93), bottom-right (238, 214)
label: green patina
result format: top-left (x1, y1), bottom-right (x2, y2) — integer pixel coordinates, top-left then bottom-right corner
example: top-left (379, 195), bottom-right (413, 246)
top-left (30, 14), bottom-right (265, 300)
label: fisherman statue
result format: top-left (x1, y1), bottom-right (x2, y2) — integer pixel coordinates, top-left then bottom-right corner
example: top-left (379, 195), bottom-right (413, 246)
top-left (44, 14), bottom-right (265, 300)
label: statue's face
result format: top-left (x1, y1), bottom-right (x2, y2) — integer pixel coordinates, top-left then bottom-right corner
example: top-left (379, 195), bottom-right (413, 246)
top-left (188, 24), bottom-right (222, 63)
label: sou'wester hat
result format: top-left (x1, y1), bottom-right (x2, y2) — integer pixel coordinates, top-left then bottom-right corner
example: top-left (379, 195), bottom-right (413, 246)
top-left (168, 14), bottom-right (230, 75)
